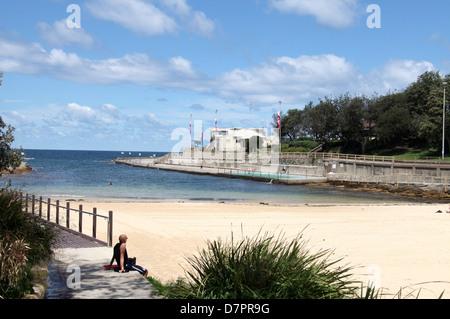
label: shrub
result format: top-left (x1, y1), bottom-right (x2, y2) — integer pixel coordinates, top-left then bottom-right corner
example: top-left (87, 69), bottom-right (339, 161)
top-left (171, 231), bottom-right (358, 299)
top-left (0, 188), bottom-right (55, 298)
top-left (288, 139), bottom-right (320, 150)
top-left (0, 236), bottom-right (31, 298)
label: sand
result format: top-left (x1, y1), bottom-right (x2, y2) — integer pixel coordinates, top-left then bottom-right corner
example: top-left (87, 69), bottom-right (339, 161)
top-left (75, 200), bottom-right (450, 299)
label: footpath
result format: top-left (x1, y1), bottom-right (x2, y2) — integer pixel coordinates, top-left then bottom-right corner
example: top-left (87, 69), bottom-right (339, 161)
top-left (46, 228), bottom-right (161, 299)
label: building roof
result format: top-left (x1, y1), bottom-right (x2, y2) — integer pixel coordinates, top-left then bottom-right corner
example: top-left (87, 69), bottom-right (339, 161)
top-left (211, 128), bottom-right (266, 139)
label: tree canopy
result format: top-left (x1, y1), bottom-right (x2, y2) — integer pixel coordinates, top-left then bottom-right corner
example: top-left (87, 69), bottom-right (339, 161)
top-left (275, 71), bottom-right (450, 154)
top-left (0, 116), bottom-right (23, 173)
top-left (0, 73), bottom-right (24, 173)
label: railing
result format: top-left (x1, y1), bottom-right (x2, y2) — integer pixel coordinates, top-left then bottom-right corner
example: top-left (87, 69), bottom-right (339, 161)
top-left (214, 166), bottom-right (324, 181)
top-left (164, 151), bottom-right (450, 166)
top-left (279, 152), bottom-right (450, 165)
top-left (21, 193), bottom-right (113, 247)
top-left (327, 173), bottom-right (450, 192)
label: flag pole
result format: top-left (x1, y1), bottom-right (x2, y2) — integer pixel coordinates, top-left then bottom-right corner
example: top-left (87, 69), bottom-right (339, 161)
top-left (215, 109), bottom-right (218, 132)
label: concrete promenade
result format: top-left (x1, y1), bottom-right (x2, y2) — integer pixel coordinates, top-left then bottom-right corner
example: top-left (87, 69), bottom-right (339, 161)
top-left (47, 228), bottom-right (160, 299)
top-left (113, 153), bottom-right (450, 192)
top-left (113, 159), bottom-right (327, 185)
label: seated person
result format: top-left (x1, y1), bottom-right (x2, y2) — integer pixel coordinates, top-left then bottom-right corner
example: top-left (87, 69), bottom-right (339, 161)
top-left (108, 234), bottom-right (148, 277)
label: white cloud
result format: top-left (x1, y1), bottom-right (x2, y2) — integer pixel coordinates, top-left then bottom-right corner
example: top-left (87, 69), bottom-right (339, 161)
top-left (86, 0), bottom-right (215, 37)
top-left (3, 110), bottom-right (34, 126)
top-left (382, 60), bottom-right (435, 87)
top-left (361, 59), bottom-right (435, 94)
top-left (214, 54), bottom-right (358, 105)
top-left (36, 19), bottom-right (95, 48)
top-left (212, 55), bottom-right (436, 108)
top-left (44, 102), bottom-right (168, 131)
top-left (0, 37), bottom-right (436, 110)
top-left (86, 0), bottom-right (178, 36)
top-left (169, 56), bottom-right (196, 76)
top-left (270, 0), bottom-right (359, 28)
top-left (160, 0), bottom-right (215, 37)
top-left (0, 38), bottom-right (206, 88)
top-left (45, 103), bottom-right (100, 127)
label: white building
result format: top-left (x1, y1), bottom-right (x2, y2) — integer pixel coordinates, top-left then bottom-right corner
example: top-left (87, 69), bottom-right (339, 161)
top-left (209, 128), bottom-right (277, 153)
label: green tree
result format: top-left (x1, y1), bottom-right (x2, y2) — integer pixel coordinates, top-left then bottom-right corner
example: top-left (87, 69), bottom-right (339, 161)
top-left (273, 108), bottom-right (309, 141)
top-left (375, 105), bottom-right (411, 147)
top-left (336, 94), bottom-right (363, 150)
top-left (0, 73), bottom-right (24, 173)
top-left (372, 91), bottom-right (411, 147)
top-left (418, 83), bottom-right (450, 151)
top-left (305, 96), bottom-right (338, 142)
top-left (283, 109), bottom-right (305, 141)
top-left (0, 117), bottom-right (23, 173)
top-left (273, 71), bottom-right (450, 154)
top-left (406, 71), bottom-right (442, 116)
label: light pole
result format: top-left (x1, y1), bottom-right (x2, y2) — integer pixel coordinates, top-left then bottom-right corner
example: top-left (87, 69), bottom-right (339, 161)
top-left (443, 81), bottom-right (447, 160)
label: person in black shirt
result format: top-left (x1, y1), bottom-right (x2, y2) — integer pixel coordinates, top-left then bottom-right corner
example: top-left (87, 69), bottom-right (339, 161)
top-left (109, 234), bottom-right (148, 277)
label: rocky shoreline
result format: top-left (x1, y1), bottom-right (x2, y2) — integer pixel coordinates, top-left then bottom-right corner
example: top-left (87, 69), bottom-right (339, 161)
top-left (0, 161), bottom-right (32, 175)
top-left (310, 180), bottom-right (450, 202)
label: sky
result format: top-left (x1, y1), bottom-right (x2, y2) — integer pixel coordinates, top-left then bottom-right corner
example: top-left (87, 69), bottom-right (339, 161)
top-left (1, 0), bottom-right (449, 152)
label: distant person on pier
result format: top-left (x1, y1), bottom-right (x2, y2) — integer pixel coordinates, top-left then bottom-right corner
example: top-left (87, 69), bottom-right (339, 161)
top-left (108, 234), bottom-right (148, 277)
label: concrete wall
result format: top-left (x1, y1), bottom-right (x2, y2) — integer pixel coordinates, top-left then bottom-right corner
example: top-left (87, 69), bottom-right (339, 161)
top-left (328, 159), bottom-right (450, 178)
top-left (168, 152), bottom-right (326, 177)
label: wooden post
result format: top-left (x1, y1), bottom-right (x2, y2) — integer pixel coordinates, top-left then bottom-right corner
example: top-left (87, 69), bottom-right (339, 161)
top-left (92, 207), bottom-right (97, 239)
top-left (56, 200), bottom-right (60, 225)
top-left (25, 194), bottom-right (28, 213)
top-left (39, 196), bottom-right (42, 218)
top-left (108, 211), bottom-right (113, 247)
top-left (66, 202), bottom-right (70, 229)
top-left (445, 177), bottom-right (448, 193)
top-left (47, 198), bottom-right (51, 221)
top-left (79, 204), bottom-right (83, 234)
top-left (32, 194), bottom-right (35, 215)
top-left (444, 176), bottom-right (447, 193)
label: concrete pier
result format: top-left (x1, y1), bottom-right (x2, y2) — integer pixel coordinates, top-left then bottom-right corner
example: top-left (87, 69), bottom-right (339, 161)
top-left (112, 152), bottom-right (450, 193)
top-left (112, 157), bottom-right (327, 185)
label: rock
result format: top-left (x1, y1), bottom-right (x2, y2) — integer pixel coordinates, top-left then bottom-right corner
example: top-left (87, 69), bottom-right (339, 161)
top-left (0, 162), bottom-right (32, 175)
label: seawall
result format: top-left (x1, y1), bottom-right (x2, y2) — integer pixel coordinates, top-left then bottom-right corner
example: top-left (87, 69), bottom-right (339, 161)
top-left (113, 152), bottom-right (450, 193)
top-left (112, 155), bottom-right (327, 185)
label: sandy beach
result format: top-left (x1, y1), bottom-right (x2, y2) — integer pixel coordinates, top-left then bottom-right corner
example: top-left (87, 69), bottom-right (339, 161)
top-left (76, 200), bottom-right (450, 299)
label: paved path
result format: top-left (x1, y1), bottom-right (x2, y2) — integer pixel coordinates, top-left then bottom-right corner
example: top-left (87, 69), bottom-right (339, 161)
top-left (52, 226), bottom-right (106, 249)
top-left (47, 228), bottom-right (161, 299)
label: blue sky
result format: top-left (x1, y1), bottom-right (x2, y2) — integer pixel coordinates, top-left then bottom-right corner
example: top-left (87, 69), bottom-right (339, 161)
top-left (1, 0), bottom-right (449, 152)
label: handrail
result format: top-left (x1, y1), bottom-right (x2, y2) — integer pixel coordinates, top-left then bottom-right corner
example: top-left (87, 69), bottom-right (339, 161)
top-left (162, 151), bottom-right (450, 166)
top-left (21, 193), bottom-right (113, 247)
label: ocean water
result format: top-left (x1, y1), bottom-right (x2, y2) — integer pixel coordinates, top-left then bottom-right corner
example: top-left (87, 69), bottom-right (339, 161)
top-left (1, 149), bottom-right (417, 204)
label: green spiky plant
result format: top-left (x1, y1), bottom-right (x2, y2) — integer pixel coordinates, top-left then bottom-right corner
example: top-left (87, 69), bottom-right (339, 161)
top-left (167, 230), bottom-right (359, 299)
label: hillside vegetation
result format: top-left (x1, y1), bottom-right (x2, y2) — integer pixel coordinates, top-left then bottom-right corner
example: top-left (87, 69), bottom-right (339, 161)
top-left (276, 71), bottom-right (450, 157)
